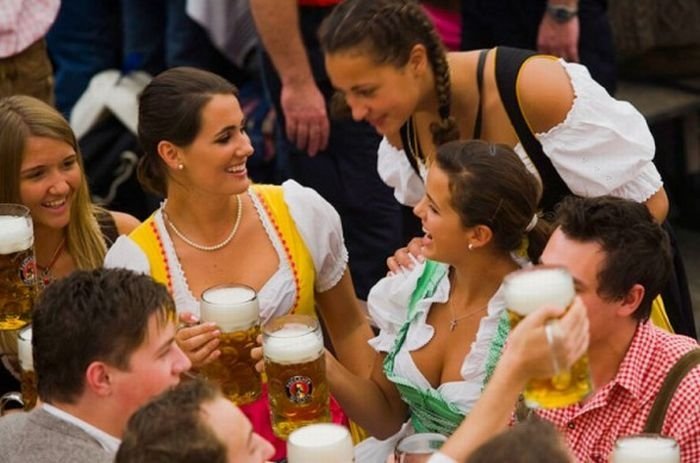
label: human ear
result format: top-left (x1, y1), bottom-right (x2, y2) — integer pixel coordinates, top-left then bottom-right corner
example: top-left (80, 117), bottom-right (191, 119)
top-left (157, 140), bottom-right (183, 171)
top-left (84, 362), bottom-right (113, 397)
top-left (466, 224), bottom-right (493, 250)
top-left (407, 44), bottom-right (428, 76)
top-left (617, 284), bottom-right (645, 318)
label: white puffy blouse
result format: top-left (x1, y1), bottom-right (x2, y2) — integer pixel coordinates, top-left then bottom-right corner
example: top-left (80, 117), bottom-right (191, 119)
top-left (104, 180), bottom-right (348, 323)
top-left (377, 59), bottom-right (662, 207)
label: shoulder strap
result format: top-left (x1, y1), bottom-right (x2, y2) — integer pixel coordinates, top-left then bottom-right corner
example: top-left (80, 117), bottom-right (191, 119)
top-left (493, 46), bottom-right (573, 214)
top-left (644, 349), bottom-right (700, 434)
top-left (473, 49), bottom-right (489, 139)
top-left (96, 210), bottom-right (119, 247)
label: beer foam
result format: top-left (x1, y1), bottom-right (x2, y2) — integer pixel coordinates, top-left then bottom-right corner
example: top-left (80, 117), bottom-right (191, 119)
top-left (17, 327), bottom-right (33, 371)
top-left (287, 424), bottom-right (353, 463)
top-left (613, 436), bottom-right (680, 463)
top-left (0, 215), bottom-right (33, 254)
top-left (504, 268), bottom-right (574, 316)
top-left (200, 286), bottom-right (259, 331)
top-left (264, 324), bottom-right (323, 364)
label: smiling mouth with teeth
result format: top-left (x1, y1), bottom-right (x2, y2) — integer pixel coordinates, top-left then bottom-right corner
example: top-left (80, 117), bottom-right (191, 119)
top-left (226, 165), bottom-right (246, 173)
top-left (43, 199), bottom-right (66, 208)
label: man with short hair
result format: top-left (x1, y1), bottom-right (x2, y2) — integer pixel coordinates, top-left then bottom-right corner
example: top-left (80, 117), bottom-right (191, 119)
top-left (0, 268), bottom-right (191, 463)
top-left (116, 378), bottom-right (274, 463)
top-left (434, 196), bottom-right (700, 463)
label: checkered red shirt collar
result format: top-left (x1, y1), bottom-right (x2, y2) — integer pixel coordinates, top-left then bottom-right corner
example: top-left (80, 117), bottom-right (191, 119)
top-left (609, 321), bottom-right (657, 401)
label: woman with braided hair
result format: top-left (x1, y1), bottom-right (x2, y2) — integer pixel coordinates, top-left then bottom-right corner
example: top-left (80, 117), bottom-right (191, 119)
top-left (319, 0), bottom-right (696, 338)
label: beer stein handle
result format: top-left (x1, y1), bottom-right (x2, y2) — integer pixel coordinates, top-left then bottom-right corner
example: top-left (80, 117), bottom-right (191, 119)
top-left (0, 391), bottom-right (24, 416)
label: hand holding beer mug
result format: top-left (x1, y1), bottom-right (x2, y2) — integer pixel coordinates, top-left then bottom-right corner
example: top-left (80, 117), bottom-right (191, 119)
top-left (287, 423), bottom-right (354, 463)
top-left (264, 314), bottom-right (330, 439)
top-left (612, 434), bottom-right (680, 463)
top-left (503, 266), bottom-right (592, 409)
top-left (0, 204), bottom-right (38, 331)
top-left (394, 433), bottom-right (448, 463)
top-left (198, 284), bottom-right (261, 405)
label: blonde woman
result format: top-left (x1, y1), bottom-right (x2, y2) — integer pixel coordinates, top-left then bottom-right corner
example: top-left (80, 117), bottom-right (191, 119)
top-left (0, 95), bottom-right (138, 400)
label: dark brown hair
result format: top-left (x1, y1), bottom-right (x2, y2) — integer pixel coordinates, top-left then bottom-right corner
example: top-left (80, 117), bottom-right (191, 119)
top-left (319, 0), bottom-right (459, 145)
top-left (466, 420), bottom-right (572, 463)
top-left (116, 378), bottom-right (226, 463)
top-left (436, 140), bottom-right (550, 262)
top-left (137, 67), bottom-right (238, 196)
top-left (554, 196), bottom-right (672, 321)
top-left (33, 268), bottom-right (176, 404)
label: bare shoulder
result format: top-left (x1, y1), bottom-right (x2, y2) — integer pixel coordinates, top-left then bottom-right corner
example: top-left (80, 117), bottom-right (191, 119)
top-left (516, 57), bottom-right (575, 134)
top-left (110, 211), bottom-right (141, 235)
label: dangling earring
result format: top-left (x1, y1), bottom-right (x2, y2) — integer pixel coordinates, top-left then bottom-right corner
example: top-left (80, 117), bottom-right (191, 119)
top-left (468, 243), bottom-right (473, 251)
top-left (177, 163), bottom-right (184, 170)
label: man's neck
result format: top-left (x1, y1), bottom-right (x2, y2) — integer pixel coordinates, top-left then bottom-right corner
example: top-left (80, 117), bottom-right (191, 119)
top-left (587, 320), bottom-right (639, 390)
top-left (47, 399), bottom-right (122, 439)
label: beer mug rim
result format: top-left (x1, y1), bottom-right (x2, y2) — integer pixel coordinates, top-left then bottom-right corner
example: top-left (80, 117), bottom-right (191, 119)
top-left (503, 265), bottom-right (572, 286)
top-left (395, 432), bottom-right (448, 454)
top-left (263, 314), bottom-right (319, 338)
top-left (0, 203), bottom-right (31, 217)
top-left (201, 283), bottom-right (257, 304)
top-left (18, 324), bottom-right (32, 342)
top-left (614, 433), bottom-right (679, 449)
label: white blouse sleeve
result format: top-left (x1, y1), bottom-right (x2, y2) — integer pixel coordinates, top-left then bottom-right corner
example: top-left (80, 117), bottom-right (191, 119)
top-left (281, 180), bottom-right (348, 293)
top-left (377, 137), bottom-right (426, 207)
top-left (103, 235), bottom-right (151, 275)
top-left (535, 60), bottom-right (662, 203)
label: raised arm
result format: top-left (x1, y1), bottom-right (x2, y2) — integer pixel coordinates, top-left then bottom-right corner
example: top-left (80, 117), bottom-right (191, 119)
top-left (250, 0), bottom-right (329, 156)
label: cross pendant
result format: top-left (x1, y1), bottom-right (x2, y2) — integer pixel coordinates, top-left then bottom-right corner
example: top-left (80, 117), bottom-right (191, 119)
top-left (449, 320), bottom-right (457, 331)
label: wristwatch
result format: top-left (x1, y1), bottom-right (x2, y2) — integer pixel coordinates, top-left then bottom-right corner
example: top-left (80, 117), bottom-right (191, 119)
top-left (546, 3), bottom-right (578, 23)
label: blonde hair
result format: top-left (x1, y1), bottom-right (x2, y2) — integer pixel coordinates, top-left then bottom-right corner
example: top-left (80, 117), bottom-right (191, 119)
top-left (0, 95), bottom-right (108, 269)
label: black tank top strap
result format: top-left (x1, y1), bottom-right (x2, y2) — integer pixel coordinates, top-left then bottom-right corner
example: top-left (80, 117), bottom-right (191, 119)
top-left (96, 210), bottom-right (119, 248)
top-left (473, 48), bottom-right (489, 139)
top-left (399, 117), bottom-right (423, 177)
top-left (494, 46), bottom-right (573, 215)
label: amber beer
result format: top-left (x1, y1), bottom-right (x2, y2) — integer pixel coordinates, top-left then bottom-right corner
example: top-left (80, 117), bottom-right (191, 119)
top-left (264, 314), bottom-right (329, 439)
top-left (503, 266), bottom-right (592, 409)
top-left (199, 284), bottom-right (261, 405)
top-left (17, 326), bottom-right (37, 410)
top-left (0, 204), bottom-right (38, 331)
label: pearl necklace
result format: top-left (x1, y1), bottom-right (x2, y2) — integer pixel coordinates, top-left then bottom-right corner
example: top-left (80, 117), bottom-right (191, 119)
top-left (163, 195), bottom-right (242, 252)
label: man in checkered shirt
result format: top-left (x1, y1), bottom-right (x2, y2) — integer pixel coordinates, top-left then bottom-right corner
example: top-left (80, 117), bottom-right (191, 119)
top-left (431, 195), bottom-right (700, 463)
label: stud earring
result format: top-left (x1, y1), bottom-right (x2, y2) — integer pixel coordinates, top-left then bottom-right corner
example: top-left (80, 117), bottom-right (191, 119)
top-left (468, 243), bottom-right (473, 251)
top-left (177, 163), bottom-right (184, 170)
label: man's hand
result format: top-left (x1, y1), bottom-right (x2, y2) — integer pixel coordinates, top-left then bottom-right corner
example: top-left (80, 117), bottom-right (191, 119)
top-left (281, 81), bottom-right (330, 156)
top-left (537, 14), bottom-right (580, 63)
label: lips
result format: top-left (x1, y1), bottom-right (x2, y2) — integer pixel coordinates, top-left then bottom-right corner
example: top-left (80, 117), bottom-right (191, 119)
top-left (226, 164), bottom-right (246, 174)
top-left (42, 198), bottom-right (66, 209)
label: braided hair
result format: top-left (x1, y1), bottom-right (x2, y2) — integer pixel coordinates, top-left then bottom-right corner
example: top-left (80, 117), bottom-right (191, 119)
top-left (320, 0), bottom-right (459, 145)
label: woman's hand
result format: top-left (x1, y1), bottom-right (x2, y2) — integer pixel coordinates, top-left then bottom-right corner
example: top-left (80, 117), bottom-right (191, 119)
top-left (386, 237), bottom-right (425, 274)
top-left (175, 312), bottom-right (221, 368)
top-left (503, 296), bottom-right (589, 382)
top-left (251, 334), bottom-right (264, 373)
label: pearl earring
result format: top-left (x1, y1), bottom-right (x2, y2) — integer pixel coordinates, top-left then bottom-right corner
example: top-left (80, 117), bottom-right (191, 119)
top-left (177, 163), bottom-right (184, 170)
top-left (468, 243), bottom-right (473, 251)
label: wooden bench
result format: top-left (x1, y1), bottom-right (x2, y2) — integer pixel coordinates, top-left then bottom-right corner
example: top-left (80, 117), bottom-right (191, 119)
top-left (616, 79), bottom-right (700, 174)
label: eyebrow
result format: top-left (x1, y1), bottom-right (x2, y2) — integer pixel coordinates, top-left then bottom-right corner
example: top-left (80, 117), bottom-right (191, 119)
top-left (426, 192), bottom-right (439, 211)
top-left (214, 120), bottom-right (247, 138)
top-left (20, 153), bottom-right (77, 174)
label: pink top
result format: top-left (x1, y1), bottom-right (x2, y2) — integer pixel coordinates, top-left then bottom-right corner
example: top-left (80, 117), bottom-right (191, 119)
top-left (421, 3), bottom-right (462, 51)
top-left (0, 0), bottom-right (60, 58)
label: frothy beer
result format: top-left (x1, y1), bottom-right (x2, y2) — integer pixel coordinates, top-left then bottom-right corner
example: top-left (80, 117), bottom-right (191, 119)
top-left (199, 285), bottom-right (261, 405)
top-left (17, 326), bottom-right (37, 410)
top-left (503, 266), bottom-right (592, 409)
top-left (613, 435), bottom-right (680, 463)
top-left (0, 206), bottom-right (38, 331)
top-left (264, 315), bottom-right (329, 439)
top-left (287, 424), bottom-right (354, 463)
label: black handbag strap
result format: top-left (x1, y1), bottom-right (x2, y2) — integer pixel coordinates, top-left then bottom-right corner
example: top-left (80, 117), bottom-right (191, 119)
top-left (493, 46), bottom-right (573, 214)
top-left (644, 348), bottom-right (700, 434)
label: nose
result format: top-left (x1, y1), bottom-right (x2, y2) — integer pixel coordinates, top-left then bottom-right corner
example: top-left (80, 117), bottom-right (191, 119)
top-left (344, 94), bottom-right (368, 122)
top-left (413, 196), bottom-right (427, 219)
top-left (48, 174), bottom-right (71, 196)
top-left (237, 130), bottom-right (255, 159)
top-left (173, 344), bottom-right (192, 374)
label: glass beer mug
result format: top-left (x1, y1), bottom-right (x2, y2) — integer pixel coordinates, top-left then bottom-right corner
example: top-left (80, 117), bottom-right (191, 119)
top-left (287, 423), bottom-right (354, 463)
top-left (0, 204), bottom-right (38, 331)
top-left (503, 266), bottom-right (592, 409)
top-left (612, 434), bottom-right (680, 463)
top-left (0, 326), bottom-right (37, 414)
top-left (198, 284), bottom-right (262, 405)
top-left (263, 314), bottom-right (330, 439)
